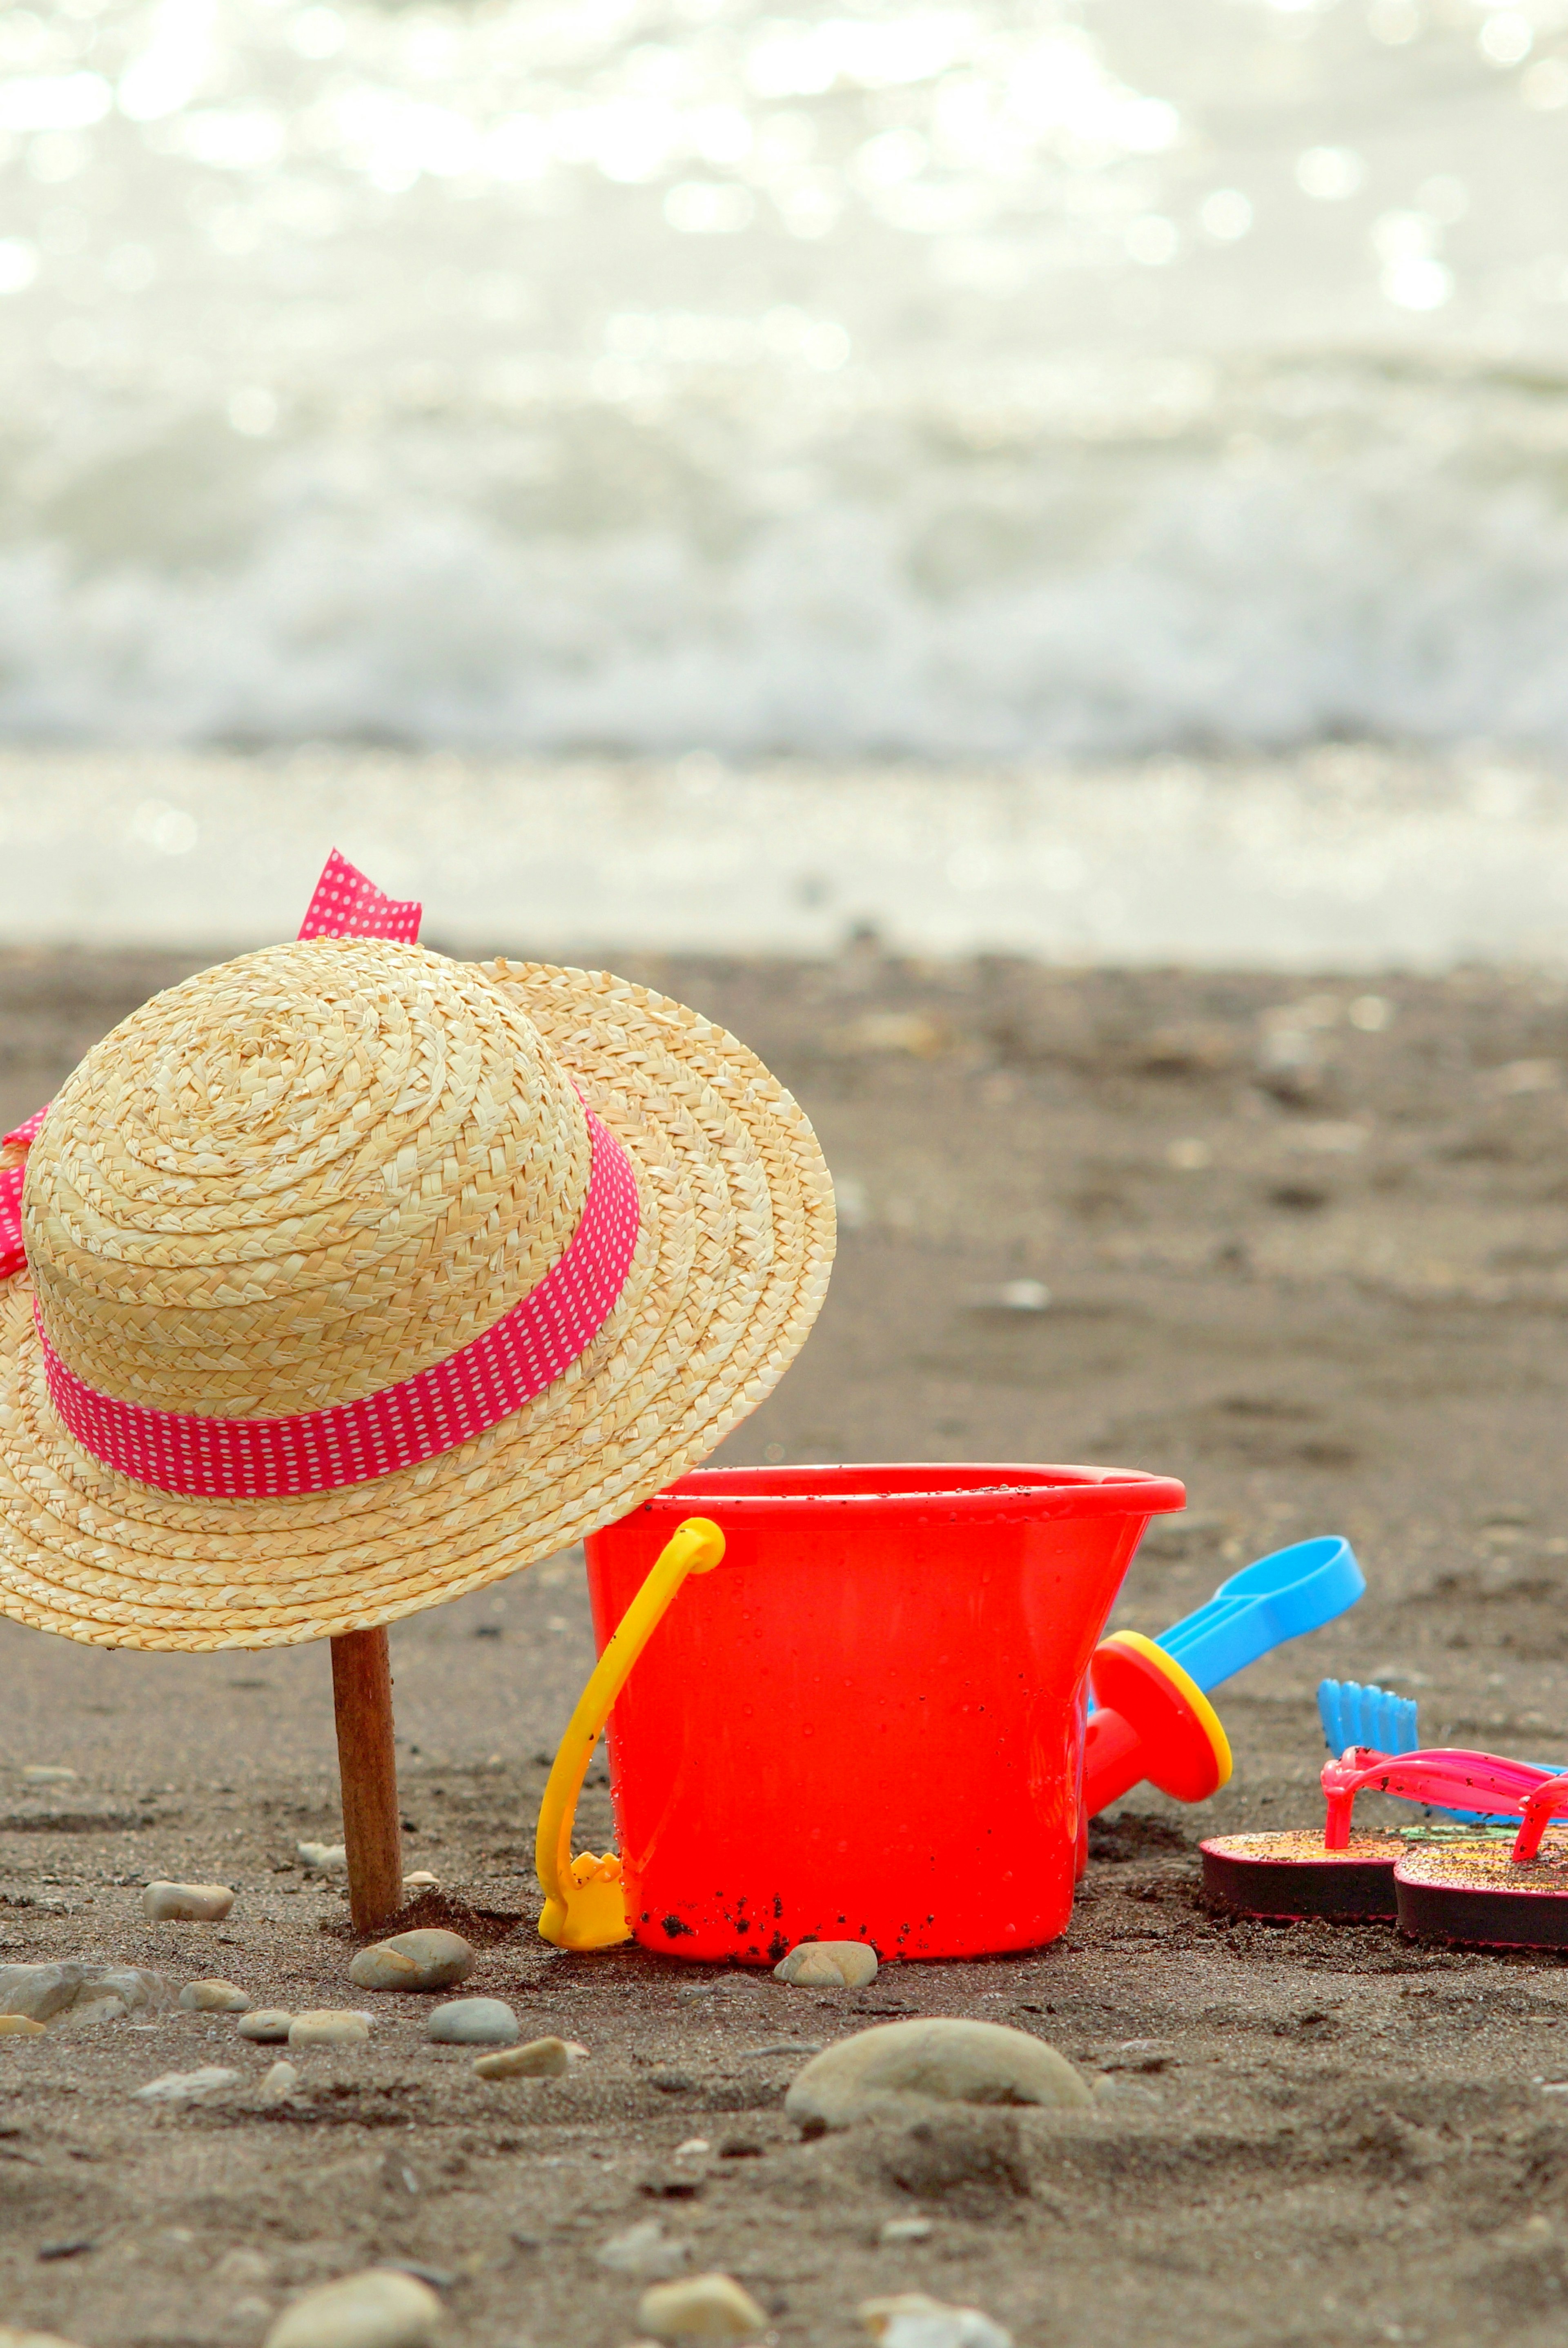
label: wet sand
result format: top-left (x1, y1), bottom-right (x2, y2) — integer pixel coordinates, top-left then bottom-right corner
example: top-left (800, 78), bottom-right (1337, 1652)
top-left (5, 942), bottom-right (1568, 2347)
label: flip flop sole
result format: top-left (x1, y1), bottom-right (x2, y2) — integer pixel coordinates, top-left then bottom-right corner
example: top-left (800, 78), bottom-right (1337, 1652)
top-left (1200, 1830), bottom-right (1406, 1920)
top-left (1395, 1837), bottom-right (1568, 1949)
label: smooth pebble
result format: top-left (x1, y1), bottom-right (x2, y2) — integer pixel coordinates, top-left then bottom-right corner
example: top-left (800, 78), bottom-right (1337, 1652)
top-left (0, 2330), bottom-right (88, 2348)
top-left (179, 1979), bottom-right (251, 2013)
top-left (289, 2009), bottom-right (371, 2047)
top-left (264, 2268), bottom-right (442, 2348)
top-left (426, 1997), bottom-right (518, 2046)
top-left (133, 2066), bottom-right (239, 2105)
top-left (472, 2035), bottom-right (585, 2080)
top-left (143, 1882), bottom-right (234, 1923)
top-left (638, 2273), bottom-right (767, 2340)
top-left (775, 1939), bottom-right (879, 1989)
top-left (785, 2019), bottom-right (1090, 2130)
top-left (0, 1961), bottom-right (164, 2023)
top-left (296, 1842), bottom-right (346, 1871)
top-left (860, 2296), bottom-right (1013, 2348)
top-left (402, 1871), bottom-right (441, 1891)
top-left (348, 1930), bottom-right (474, 1993)
top-left (0, 2015), bottom-right (45, 2036)
top-left (21, 1766), bottom-right (75, 1784)
top-left (880, 2216), bottom-right (934, 2243)
top-left (258, 2059), bottom-right (300, 2102)
top-left (238, 2009), bottom-right (294, 2043)
top-left (596, 2220), bottom-right (691, 2279)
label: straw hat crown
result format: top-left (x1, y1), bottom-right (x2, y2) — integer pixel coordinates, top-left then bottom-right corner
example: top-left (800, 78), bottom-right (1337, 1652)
top-left (26, 938), bottom-right (592, 1419)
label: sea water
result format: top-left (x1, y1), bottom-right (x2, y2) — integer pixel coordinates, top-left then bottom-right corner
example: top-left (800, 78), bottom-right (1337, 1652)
top-left (2, 0), bottom-right (1568, 762)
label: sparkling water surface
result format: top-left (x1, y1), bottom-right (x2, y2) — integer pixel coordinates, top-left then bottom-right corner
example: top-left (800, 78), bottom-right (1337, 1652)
top-left (2, 0), bottom-right (1568, 754)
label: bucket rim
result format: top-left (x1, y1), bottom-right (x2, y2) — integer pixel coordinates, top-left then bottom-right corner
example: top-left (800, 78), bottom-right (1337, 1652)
top-left (628, 1461), bottom-right (1186, 1520)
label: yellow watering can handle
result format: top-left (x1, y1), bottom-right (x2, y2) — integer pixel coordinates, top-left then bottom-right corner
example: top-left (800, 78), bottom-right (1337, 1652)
top-left (535, 1516), bottom-right (725, 1951)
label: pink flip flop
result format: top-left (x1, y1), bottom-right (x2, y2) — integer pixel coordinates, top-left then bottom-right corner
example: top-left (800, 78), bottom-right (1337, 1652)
top-left (1202, 1747), bottom-right (1568, 1923)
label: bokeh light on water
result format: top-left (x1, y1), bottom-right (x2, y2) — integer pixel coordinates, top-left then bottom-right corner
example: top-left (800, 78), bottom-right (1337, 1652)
top-left (2, 0), bottom-right (1568, 753)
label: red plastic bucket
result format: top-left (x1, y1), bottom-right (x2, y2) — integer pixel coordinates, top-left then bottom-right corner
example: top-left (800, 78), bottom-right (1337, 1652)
top-left (584, 1462), bottom-right (1185, 1963)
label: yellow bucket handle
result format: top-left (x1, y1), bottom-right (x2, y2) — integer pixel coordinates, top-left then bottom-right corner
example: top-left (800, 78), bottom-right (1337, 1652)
top-left (535, 1516), bottom-right (725, 1951)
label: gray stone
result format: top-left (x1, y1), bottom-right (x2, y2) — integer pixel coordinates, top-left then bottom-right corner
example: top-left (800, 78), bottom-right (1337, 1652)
top-left (348, 1929), bottom-right (474, 1993)
top-left (143, 1882), bottom-right (234, 1923)
top-left (133, 2065), bottom-right (239, 2105)
top-left (238, 2009), bottom-right (294, 2043)
top-left (472, 2035), bottom-right (585, 2080)
top-left (638, 2274), bottom-right (768, 2339)
top-left (426, 1997), bottom-right (518, 2046)
top-left (860, 2295), bottom-right (1013, 2348)
top-left (257, 2059), bottom-right (300, 2102)
top-left (879, 2216), bottom-right (934, 2243)
top-left (178, 1979), bottom-right (251, 2013)
top-left (0, 1962), bottom-right (167, 2024)
top-left (785, 2019), bottom-right (1090, 2131)
top-left (289, 2009), bottom-right (371, 2047)
top-left (296, 1841), bottom-right (346, 1871)
top-left (264, 2270), bottom-right (443, 2348)
top-left (596, 2219), bottom-right (692, 2279)
top-left (775, 1939), bottom-right (879, 1988)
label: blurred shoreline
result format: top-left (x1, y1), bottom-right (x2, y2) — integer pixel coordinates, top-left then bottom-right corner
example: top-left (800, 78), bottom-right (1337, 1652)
top-left (2, 740), bottom-right (1567, 970)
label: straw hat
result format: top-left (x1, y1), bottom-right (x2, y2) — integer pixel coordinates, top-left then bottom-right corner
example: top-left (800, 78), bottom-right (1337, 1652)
top-left (0, 863), bottom-right (835, 1651)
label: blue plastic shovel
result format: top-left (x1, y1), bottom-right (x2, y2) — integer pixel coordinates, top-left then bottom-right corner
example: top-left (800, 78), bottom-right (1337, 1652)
top-left (1155, 1535), bottom-right (1365, 1691)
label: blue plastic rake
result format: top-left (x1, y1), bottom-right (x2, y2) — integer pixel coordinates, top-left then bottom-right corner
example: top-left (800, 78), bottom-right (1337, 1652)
top-left (1317, 1678), bottom-right (1419, 1761)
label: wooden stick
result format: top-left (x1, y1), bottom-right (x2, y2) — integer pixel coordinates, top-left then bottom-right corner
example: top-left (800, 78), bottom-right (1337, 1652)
top-left (330, 1626), bottom-right (403, 1935)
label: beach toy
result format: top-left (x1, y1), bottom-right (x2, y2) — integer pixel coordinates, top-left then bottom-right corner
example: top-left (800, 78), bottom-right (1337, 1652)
top-left (1317, 1677), bottom-right (1417, 1762)
top-left (1082, 1634), bottom-right (1232, 1819)
top-left (0, 853), bottom-right (834, 1935)
top-left (1158, 1536), bottom-right (1363, 1690)
top-left (1203, 1745), bottom-right (1566, 1920)
top-left (537, 1516), bottom-right (725, 1951)
top-left (1080, 1535), bottom-right (1363, 1821)
top-left (542, 1461), bottom-right (1185, 1963)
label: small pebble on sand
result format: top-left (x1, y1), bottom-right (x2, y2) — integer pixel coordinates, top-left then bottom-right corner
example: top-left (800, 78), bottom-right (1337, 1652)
top-left (264, 2268), bottom-right (443, 2348)
top-left (296, 1842), bottom-right (346, 1871)
top-left (288, 2009), bottom-right (371, 2047)
top-left (472, 2034), bottom-right (585, 2080)
top-left (0, 2328), bottom-right (89, 2348)
top-left (880, 2216), bottom-right (934, 2243)
top-left (238, 2009), bottom-right (294, 2042)
top-left (257, 2059), bottom-right (300, 2102)
top-left (133, 2066), bottom-right (239, 2105)
top-left (143, 1883), bottom-right (235, 1924)
top-left (774, 1939), bottom-right (879, 1988)
top-left (402, 1871), bottom-right (441, 1891)
top-left (21, 1766), bottom-right (76, 1784)
top-left (426, 1997), bottom-right (518, 2046)
top-left (860, 2294), bottom-right (1013, 2348)
top-left (597, 2220), bottom-right (692, 2279)
top-left (785, 2018), bottom-right (1089, 2131)
top-left (638, 2273), bottom-right (768, 2340)
top-left (178, 1980), bottom-right (251, 2013)
top-left (348, 1929), bottom-right (474, 1993)
top-left (0, 2015), bottom-right (45, 2036)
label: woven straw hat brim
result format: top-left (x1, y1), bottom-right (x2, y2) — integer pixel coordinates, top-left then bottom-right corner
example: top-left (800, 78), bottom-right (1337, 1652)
top-left (0, 959), bottom-right (835, 1651)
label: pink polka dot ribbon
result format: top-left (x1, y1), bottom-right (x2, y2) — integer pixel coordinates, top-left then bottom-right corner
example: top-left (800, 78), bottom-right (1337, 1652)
top-left (4, 851), bottom-right (643, 1499)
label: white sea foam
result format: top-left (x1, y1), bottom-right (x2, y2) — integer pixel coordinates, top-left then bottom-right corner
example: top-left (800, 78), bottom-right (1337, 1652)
top-left (0, 0), bottom-right (1566, 758)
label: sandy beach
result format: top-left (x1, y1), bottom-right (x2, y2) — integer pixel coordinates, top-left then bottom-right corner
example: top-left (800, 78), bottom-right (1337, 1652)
top-left (3, 938), bottom-right (1568, 2345)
